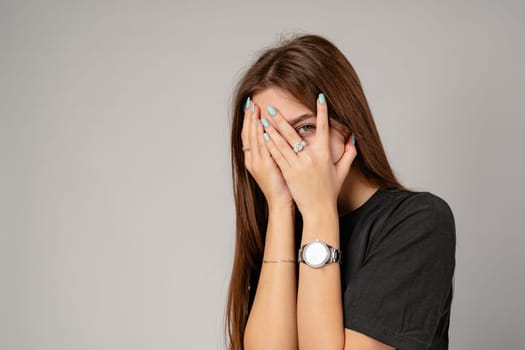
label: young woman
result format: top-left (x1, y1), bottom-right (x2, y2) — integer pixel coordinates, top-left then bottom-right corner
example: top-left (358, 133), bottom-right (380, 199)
top-left (225, 34), bottom-right (456, 350)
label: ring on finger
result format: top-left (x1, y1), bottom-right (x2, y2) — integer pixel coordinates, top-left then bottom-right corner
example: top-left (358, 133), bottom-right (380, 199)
top-left (293, 140), bottom-right (307, 153)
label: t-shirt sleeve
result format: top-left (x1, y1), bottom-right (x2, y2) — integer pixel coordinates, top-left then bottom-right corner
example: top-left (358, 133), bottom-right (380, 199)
top-left (343, 193), bottom-right (456, 350)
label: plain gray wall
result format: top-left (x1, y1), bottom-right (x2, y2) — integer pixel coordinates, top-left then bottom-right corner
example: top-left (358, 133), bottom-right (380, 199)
top-left (1, 0), bottom-right (524, 349)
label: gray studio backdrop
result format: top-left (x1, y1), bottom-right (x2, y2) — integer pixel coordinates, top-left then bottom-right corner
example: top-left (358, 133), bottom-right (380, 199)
top-left (1, 1), bottom-right (524, 349)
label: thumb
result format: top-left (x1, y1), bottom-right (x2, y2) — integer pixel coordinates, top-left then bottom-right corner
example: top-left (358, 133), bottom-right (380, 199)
top-left (335, 133), bottom-right (357, 180)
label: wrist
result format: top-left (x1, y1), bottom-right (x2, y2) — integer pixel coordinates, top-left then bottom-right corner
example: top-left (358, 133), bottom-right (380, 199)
top-left (301, 204), bottom-right (339, 247)
top-left (268, 200), bottom-right (295, 215)
top-left (300, 201), bottom-right (338, 221)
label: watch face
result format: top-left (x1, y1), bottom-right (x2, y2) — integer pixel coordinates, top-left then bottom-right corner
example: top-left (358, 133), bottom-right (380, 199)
top-left (303, 241), bottom-right (329, 268)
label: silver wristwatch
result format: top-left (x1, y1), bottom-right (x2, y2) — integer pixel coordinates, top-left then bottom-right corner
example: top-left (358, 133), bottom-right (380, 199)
top-left (298, 240), bottom-right (341, 268)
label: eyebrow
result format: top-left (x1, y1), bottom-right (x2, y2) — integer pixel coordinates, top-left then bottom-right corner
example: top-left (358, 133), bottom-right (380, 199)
top-left (287, 113), bottom-right (315, 126)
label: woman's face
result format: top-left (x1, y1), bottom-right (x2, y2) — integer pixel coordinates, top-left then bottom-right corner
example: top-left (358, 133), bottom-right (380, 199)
top-left (251, 87), bottom-right (347, 164)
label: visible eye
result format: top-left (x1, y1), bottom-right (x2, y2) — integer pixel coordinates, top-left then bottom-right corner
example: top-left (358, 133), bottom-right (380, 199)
top-left (297, 124), bottom-right (315, 135)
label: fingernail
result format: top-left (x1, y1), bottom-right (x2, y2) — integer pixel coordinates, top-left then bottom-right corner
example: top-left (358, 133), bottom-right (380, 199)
top-left (267, 105), bottom-right (276, 116)
top-left (351, 133), bottom-right (356, 145)
top-left (244, 97), bottom-right (251, 111)
top-left (261, 117), bottom-right (270, 128)
top-left (251, 102), bottom-right (255, 113)
top-left (263, 132), bottom-right (270, 142)
top-left (318, 93), bottom-right (326, 104)
top-left (253, 119), bottom-right (258, 127)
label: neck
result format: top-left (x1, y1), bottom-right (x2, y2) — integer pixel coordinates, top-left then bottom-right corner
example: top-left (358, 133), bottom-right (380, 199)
top-left (337, 167), bottom-right (380, 217)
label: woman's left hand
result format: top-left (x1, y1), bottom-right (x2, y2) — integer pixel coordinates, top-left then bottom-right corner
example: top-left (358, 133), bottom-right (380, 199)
top-left (260, 93), bottom-right (358, 215)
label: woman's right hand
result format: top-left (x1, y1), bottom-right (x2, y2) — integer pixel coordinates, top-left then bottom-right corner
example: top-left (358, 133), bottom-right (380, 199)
top-left (241, 97), bottom-right (293, 209)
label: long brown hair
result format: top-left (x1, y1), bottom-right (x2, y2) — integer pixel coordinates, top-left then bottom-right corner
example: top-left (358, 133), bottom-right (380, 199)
top-left (225, 33), bottom-right (407, 350)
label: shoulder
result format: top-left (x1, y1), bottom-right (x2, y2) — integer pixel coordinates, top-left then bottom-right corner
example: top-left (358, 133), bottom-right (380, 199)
top-left (382, 188), bottom-right (455, 228)
top-left (376, 189), bottom-right (456, 252)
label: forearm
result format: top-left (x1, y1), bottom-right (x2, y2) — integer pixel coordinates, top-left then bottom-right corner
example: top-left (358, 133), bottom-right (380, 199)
top-left (244, 203), bottom-right (298, 350)
top-left (297, 204), bottom-right (344, 350)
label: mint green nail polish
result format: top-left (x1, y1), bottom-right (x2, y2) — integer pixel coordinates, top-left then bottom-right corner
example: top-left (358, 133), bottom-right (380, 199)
top-left (261, 117), bottom-right (270, 128)
top-left (318, 93), bottom-right (326, 104)
top-left (244, 97), bottom-right (251, 111)
top-left (251, 102), bottom-right (255, 113)
top-left (351, 133), bottom-right (355, 145)
top-left (253, 119), bottom-right (258, 127)
top-left (263, 132), bottom-right (270, 142)
top-left (267, 105), bottom-right (276, 116)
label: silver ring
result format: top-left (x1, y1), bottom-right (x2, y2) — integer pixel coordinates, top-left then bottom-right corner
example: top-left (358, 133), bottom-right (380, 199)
top-left (242, 146), bottom-right (251, 152)
top-left (293, 140), bottom-right (307, 153)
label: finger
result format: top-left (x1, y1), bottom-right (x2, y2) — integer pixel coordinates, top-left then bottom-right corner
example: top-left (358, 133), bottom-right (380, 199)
top-left (241, 96), bottom-right (252, 162)
top-left (316, 93), bottom-right (330, 150)
top-left (251, 102), bottom-right (269, 160)
top-left (256, 113), bottom-right (273, 162)
top-left (262, 130), bottom-right (292, 173)
top-left (335, 133), bottom-right (358, 181)
top-left (241, 97), bottom-right (250, 147)
top-left (261, 116), bottom-right (300, 168)
top-left (265, 105), bottom-right (304, 151)
top-left (246, 100), bottom-right (258, 158)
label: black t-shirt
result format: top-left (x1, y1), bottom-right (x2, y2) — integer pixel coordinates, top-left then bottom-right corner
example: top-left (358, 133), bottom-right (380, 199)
top-left (339, 187), bottom-right (456, 350)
